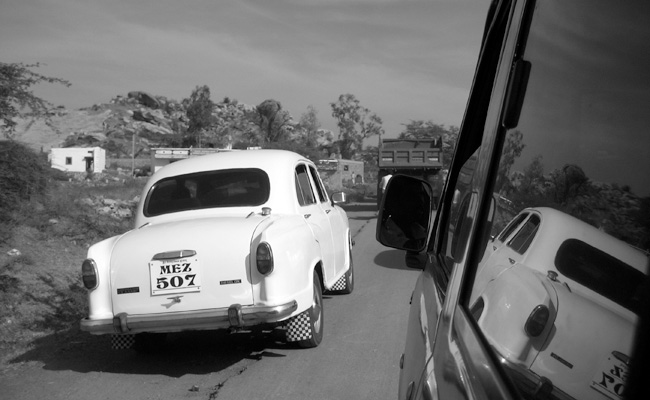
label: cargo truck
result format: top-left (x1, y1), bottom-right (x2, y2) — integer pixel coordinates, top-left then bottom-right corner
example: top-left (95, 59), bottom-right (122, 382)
top-left (377, 138), bottom-right (444, 207)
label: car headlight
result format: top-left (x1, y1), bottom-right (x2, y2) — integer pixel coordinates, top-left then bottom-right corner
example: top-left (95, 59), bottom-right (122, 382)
top-left (256, 242), bottom-right (274, 275)
top-left (81, 258), bottom-right (99, 290)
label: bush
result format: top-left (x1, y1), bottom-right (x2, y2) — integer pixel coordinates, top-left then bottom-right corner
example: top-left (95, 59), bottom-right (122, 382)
top-left (0, 141), bottom-right (51, 243)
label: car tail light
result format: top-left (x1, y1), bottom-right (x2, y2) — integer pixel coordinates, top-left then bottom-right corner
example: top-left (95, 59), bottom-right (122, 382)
top-left (525, 305), bottom-right (550, 337)
top-left (256, 242), bottom-right (274, 275)
top-left (81, 258), bottom-right (99, 290)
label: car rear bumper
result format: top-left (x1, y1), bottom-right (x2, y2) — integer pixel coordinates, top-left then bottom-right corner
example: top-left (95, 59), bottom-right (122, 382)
top-left (500, 357), bottom-right (574, 400)
top-left (80, 301), bottom-right (298, 335)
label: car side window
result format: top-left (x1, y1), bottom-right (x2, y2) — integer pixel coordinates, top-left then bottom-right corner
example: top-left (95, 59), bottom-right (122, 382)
top-left (295, 164), bottom-right (316, 206)
top-left (496, 212), bottom-right (527, 242)
top-left (308, 165), bottom-right (328, 203)
top-left (506, 214), bottom-right (539, 254)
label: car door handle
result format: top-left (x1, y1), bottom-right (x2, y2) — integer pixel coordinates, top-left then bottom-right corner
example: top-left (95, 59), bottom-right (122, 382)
top-left (304, 214), bottom-right (311, 219)
top-left (509, 258), bottom-right (515, 264)
top-left (326, 209), bottom-right (332, 214)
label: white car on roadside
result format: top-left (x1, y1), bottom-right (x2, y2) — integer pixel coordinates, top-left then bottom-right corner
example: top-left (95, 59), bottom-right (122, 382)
top-left (80, 149), bottom-right (353, 350)
top-left (470, 207), bottom-right (649, 400)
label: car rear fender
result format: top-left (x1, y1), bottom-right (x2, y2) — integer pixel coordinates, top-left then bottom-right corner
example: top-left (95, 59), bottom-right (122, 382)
top-left (252, 215), bottom-right (321, 315)
top-left (473, 265), bottom-right (558, 368)
top-left (85, 234), bottom-right (123, 320)
top-left (529, 281), bottom-right (637, 399)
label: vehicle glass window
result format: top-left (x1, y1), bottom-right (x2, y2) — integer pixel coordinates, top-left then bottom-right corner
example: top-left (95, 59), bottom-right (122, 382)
top-left (555, 239), bottom-right (646, 314)
top-left (468, 2), bottom-right (650, 400)
top-left (496, 212), bottom-right (528, 242)
top-left (144, 168), bottom-right (270, 216)
top-left (308, 165), bottom-right (328, 203)
top-left (295, 164), bottom-right (316, 206)
top-left (440, 152), bottom-right (482, 282)
top-left (507, 214), bottom-right (539, 254)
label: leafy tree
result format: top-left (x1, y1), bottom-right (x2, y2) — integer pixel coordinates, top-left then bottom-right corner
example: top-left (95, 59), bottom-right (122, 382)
top-left (213, 98), bottom-right (257, 148)
top-left (398, 120), bottom-right (448, 139)
top-left (495, 130), bottom-right (525, 193)
top-left (1, 62), bottom-right (70, 138)
top-left (185, 85), bottom-right (215, 147)
top-left (297, 105), bottom-right (321, 148)
top-left (254, 99), bottom-right (292, 143)
top-left (330, 94), bottom-right (384, 159)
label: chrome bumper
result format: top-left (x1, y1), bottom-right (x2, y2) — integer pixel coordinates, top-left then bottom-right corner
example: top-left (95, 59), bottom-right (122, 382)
top-left (500, 356), bottom-right (574, 400)
top-left (80, 301), bottom-right (298, 335)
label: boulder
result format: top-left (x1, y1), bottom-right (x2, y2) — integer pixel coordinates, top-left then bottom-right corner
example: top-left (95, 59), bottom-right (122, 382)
top-left (127, 91), bottom-right (160, 109)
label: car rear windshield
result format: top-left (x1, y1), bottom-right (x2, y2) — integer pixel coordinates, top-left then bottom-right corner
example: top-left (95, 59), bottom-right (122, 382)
top-left (144, 168), bottom-right (270, 216)
top-left (555, 239), bottom-right (647, 314)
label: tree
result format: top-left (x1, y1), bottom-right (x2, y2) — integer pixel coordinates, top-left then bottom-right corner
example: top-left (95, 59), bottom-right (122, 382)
top-left (398, 120), bottom-right (449, 140)
top-left (254, 99), bottom-right (292, 143)
top-left (330, 94), bottom-right (384, 159)
top-left (212, 98), bottom-right (258, 149)
top-left (185, 85), bottom-right (215, 147)
top-left (495, 130), bottom-right (525, 193)
top-left (1, 62), bottom-right (71, 138)
top-left (297, 105), bottom-right (321, 148)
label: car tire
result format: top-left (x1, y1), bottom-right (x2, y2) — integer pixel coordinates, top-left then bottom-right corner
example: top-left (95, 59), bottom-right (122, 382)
top-left (297, 273), bottom-right (324, 348)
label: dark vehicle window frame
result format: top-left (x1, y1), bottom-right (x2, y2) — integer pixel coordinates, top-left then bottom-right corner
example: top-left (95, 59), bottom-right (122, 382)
top-left (420, 0), bottom-right (538, 398)
top-left (497, 212), bottom-right (527, 242)
top-left (308, 165), bottom-right (329, 203)
top-left (295, 164), bottom-right (316, 206)
top-left (144, 168), bottom-right (270, 217)
top-left (507, 214), bottom-right (539, 254)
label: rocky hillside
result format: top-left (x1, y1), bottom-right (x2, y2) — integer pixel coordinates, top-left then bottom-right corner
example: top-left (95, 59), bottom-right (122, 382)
top-left (10, 91), bottom-right (254, 159)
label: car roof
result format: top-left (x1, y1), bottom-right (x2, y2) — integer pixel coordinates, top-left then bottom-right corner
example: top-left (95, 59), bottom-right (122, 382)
top-left (150, 149), bottom-right (312, 180)
top-left (525, 207), bottom-right (648, 274)
top-left (135, 149), bottom-right (316, 224)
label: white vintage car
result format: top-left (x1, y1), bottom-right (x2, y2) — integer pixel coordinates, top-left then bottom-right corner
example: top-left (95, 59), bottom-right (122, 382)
top-left (80, 149), bottom-right (353, 350)
top-left (470, 207), bottom-right (649, 400)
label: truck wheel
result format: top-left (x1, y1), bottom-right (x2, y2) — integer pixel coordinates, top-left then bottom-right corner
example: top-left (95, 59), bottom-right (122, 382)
top-left (286, 273), bottom-right (323, 348)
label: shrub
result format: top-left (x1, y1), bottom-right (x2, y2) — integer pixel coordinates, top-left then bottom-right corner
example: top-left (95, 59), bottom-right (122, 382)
top-left (0, 141), bottom-right (50, 243)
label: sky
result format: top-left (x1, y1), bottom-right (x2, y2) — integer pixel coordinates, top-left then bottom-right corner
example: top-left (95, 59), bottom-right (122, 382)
top-left (1, 0), bottom-right (490, 140)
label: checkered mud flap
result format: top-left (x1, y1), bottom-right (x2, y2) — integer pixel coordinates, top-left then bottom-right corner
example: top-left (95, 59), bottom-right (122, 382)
top-left (111, 334), bottom-right (135, 350)
top-left (286, 310), bottom-right (312, 342)
top-left (330, 274), bottom-right (347, 291)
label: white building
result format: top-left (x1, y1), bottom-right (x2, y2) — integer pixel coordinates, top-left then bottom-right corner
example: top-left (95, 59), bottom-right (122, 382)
top-left (50, 147), bottom-right (106, 173)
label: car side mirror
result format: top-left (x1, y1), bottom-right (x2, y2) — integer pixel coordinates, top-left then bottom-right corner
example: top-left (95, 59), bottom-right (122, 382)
top-left (376, 175), bottom-right (433, 253)
top-left (331, 192), bottom-right (347, 205)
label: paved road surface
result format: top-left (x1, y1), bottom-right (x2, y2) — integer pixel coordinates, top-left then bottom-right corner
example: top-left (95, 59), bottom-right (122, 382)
top-left (0, 203), bottom-right (420, 400)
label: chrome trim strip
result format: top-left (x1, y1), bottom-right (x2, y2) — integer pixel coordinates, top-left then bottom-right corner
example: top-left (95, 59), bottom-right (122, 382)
top-left (151, 249), bottom-right (197, 260)
top-left (80, 300), bottom-right (298, 335)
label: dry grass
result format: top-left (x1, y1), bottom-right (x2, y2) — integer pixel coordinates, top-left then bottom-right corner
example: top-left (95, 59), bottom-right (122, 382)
top-left (0, 176), bottom-right (146, 366)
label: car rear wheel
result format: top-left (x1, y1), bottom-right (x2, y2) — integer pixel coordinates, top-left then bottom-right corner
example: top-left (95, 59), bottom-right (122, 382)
top-left (286, 273), bottom-right (324, 348)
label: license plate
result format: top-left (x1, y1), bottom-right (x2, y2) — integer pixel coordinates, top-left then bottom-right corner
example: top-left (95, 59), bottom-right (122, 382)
top-left (149, 256), bottom-right (201, 295)
top-left (591, 352), bottom-right (628, 400)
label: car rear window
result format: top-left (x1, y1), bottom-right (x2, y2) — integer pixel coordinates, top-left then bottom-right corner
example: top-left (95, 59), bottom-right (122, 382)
top-left (144, 168), bottom-right (270, 216)
top-left (555, 239), bottom-right (647, 314)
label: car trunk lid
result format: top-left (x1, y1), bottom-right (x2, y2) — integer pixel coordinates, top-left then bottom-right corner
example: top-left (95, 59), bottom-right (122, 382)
top-left (110, 215), bottom-right (266, 316)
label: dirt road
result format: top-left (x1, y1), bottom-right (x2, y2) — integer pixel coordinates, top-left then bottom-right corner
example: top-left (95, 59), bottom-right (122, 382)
top-left (0, 204), bottom-right (420, 400)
